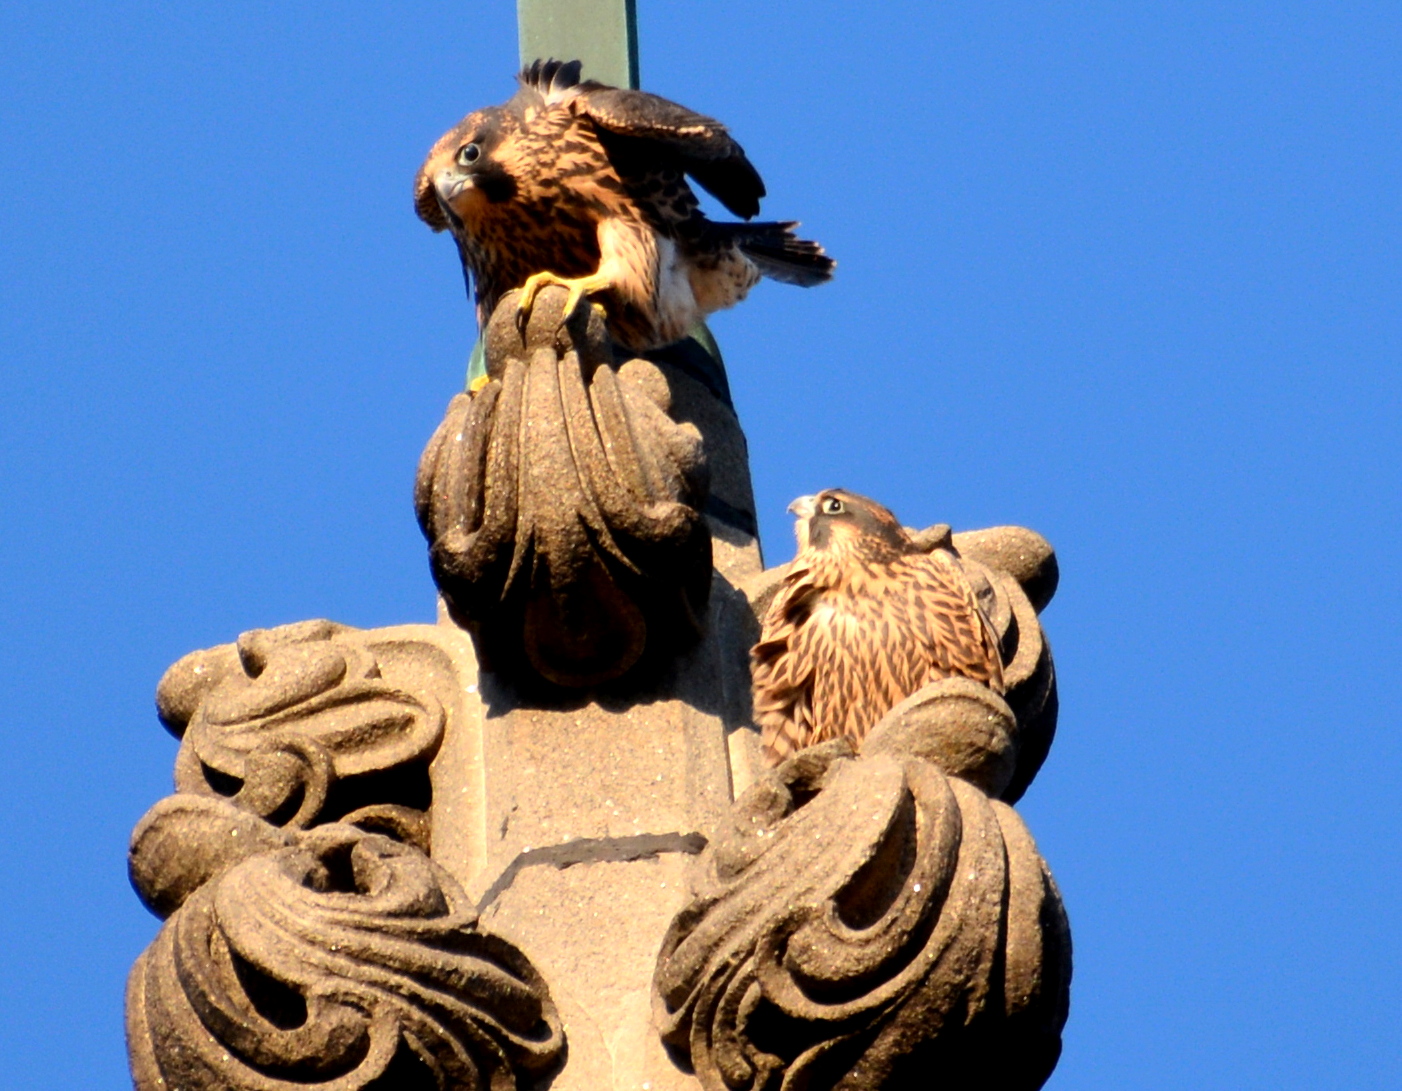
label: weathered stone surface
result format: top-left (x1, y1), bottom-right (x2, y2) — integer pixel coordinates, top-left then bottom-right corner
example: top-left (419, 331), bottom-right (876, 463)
top-left (641, 332), bottom-right (763, 588)
top-left (654, 734), bottom-right (1070, 1091)
top-left (127, 824), bottom-right (565, 1091)
top-left (862, 677), bottom-right (1019, 798)
top-left (159, 620), bottom-right (464, 835)
top-left (129, 793), bottom-right (297, 919)
top-left (480, 853), bottom-right (703, 1091)
top-left (415, 287), bottom-right (714, 691)
top-left (428, 566), bottom-right (763, 1091)
top-left (952, 525), bottom-right (1059, 614)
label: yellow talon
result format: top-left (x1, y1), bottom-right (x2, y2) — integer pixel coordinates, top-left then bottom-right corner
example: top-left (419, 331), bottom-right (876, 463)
top-left (515, 270), bottom-right (611, 334)
top-left (468, 373), bottom-right (491, 393)
top-left (517, 270), bottom-right (564, 313)
top-left (560, 281), bottom-right (591, 323)
top-left (516, 270), bottom-right (563, 333)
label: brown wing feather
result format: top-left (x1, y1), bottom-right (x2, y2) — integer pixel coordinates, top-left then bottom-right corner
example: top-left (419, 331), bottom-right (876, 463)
top-left (753, 550), bottom-right (1004, 766)
top-left (575, 87), bottom-right (766, 219)
top-left (902, 550), bottom-right (1005, 693)
top-left (751, 562), bottom-right (820, 763)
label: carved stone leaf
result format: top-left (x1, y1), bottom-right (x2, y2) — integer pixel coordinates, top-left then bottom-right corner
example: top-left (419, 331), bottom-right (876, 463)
top-left (160, 622), bottom-right (450, 832)
top-left (654, 738), bottom-right (1070, 1091)
top-left (415, 286), bottom-right (713, 691)
top-left (127, 825), bottom-right (565, 1091)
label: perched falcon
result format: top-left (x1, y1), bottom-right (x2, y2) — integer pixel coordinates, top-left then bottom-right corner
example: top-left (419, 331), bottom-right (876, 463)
top-left (415, 59), bottom-right (834, 353)
top-left (752, 489), bottom-right (1006, 765)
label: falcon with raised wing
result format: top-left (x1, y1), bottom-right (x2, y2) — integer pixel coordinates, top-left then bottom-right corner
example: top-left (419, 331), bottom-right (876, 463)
top-left (415, 60), bottom-right (833, 353)
top-left (752, 489), bottom-right (1006, 765)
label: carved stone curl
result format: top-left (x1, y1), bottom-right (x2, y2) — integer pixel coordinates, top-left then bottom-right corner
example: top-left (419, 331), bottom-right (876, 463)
top-left (131, 621), bottom-right (448, 916)
top-left (127, 823), bottom-right (565, 1091)
top-left (415, 286), bottom-right (713, 690)
top-left (128, 622), bottom-right (565, 1090)
top-left (657, 529), bottom-right (1068, 1091)
top-left (160, 619), bottom-right (443, 839)
top-left (654, 724), bottom-right (1069, 1089)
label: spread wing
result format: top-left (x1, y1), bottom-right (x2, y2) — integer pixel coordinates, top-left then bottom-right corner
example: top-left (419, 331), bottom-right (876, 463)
top-left (575, 86), bottom-right (766, 219)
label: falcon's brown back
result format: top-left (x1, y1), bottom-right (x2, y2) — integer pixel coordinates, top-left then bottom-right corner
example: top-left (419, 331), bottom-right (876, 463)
top-left (752, 489), bottom-right (1005, 764)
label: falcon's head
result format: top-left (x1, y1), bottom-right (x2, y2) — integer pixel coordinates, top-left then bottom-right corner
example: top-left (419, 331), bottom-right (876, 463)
top-left (788, 489), bottom-right (915, 562)
top-left (414, 61), bottom-right (587, 235)
top-left (414, 107), bottom-right (519, 234)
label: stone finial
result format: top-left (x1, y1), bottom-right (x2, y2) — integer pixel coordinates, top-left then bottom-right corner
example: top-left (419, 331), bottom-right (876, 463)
top-left (653, 734), bottom-right (1070, 1091)
top-left (415, 286), bottom-right (714, 691)
top-left (127, 824), bottom-right (565, 1091)
top-left (126, 623), bottom-right (566, 1091)
top-left (126, 251), bottom-right (1072, 1089)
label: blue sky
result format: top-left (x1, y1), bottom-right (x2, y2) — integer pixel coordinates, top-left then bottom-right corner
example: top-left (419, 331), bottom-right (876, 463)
top-left (3, 3), bottom-right (1400, 1087)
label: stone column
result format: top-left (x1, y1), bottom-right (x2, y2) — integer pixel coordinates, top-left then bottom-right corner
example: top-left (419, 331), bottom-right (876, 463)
top-left (424, 297), bottom-right (768, 1090)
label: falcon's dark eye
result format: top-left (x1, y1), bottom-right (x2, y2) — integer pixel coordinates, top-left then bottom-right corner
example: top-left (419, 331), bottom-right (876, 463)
top-left (457, 143), bottom-right (481, 167)
top-left (821, 496), bottom-right (845, 515)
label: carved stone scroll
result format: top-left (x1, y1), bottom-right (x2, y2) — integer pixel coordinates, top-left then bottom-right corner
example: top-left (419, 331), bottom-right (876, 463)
top-left (656, 531), bottom-right (1069, 1091)
top-left (127, 824), bottom-right (565, 1091)
top-left (950, 525), bottom-right (1059, 804)
top-left (156, 620), bottom-right (449, 840)
top-left (654, 730), bottom-right (1070, 1091)
top-left (415, 287), bottom-right (713, 690)
top-left (127, 623), bottom-right (566, 1090)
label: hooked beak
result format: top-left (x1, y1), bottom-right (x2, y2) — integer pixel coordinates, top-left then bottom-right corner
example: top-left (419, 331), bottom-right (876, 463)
top-left (787, 494), bottom-right (817, 519)
top-left (434, 169), bottom-right (474, 203)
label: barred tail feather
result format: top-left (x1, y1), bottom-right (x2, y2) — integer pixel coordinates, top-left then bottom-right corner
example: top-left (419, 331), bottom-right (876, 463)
top-left (727, 221), bottom-right (835, 287)
top-left (520, 58), bottom-right (584, 99)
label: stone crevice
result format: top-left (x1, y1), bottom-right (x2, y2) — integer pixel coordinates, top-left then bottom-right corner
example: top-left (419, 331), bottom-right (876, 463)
top-left (476, 831), bottom-right (710, 914)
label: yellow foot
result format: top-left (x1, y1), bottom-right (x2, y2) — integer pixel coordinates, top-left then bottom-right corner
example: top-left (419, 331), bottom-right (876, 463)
top-left (515, 270), bottom-right (612, 334)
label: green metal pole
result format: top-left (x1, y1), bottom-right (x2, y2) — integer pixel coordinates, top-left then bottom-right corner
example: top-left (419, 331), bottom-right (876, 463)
top-left (485, 0), bottom-right (721, 394)
top-left (468, 0), bottom-right (640, 389)
top-left (517, 0), bottom-right (639, 88)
